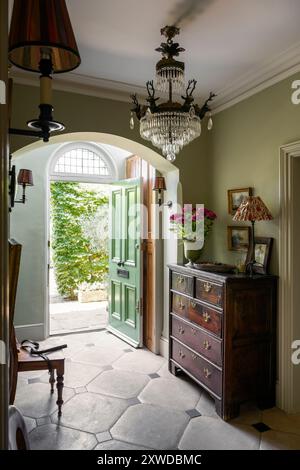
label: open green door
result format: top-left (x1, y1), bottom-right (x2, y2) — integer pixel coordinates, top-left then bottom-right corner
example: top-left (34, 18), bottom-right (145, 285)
top-left (108, 178), bottom-right (142, 347)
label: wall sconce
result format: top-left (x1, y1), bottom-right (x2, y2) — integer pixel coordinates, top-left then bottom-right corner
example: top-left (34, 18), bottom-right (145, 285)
top-left (9, 157), bottom-right (33, 211)
top-left (8, 0), bottom-right (81, 142)
top-left (153, 176), bottom-right (172, 208)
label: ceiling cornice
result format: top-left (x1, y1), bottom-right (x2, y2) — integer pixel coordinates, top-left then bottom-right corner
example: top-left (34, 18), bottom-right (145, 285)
top-left (11, 40), bottom-right (300, 114)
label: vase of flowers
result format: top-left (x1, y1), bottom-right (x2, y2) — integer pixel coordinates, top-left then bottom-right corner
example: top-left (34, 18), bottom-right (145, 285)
top-left (170, 206), bottom-right (217, 266)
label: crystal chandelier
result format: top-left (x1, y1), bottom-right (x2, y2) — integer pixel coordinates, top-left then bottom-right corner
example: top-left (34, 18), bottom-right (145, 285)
top-left (130, 26), bottom-right (215, 162)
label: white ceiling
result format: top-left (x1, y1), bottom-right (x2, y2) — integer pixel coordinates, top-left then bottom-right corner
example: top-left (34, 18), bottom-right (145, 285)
top-left (10, 0), bottom-right (300, 109)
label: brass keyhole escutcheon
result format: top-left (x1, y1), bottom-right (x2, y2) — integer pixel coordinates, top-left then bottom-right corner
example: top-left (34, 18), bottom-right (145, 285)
top-left (204, 368), bottom-right (212, 378)
top-left (178, 326), bottom-right (185, 335)
top-left (203, 340), bottom-right (211, 350)
top-left (203, 282), bottom-right (212, 293)
top-left (179, 349), bottom-right (185, 359)
top-left (203, 311), bottom-right (211, 323)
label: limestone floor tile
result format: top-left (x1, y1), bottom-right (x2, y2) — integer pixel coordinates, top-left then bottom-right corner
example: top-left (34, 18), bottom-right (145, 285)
top-left (139, 377), bottom-right (201, 411)
top-left (24, 417), bottom-right (36, 433)
top-left (51, 392), bottom-right (128, 434)
top-left (179, 416), bottom-right (260, 450)
top-left (157, 362), bottom-right (177, 379)
top-left (87, 369), bottom-right (149, 399)
top-left (15, 382), bottom-right (75, 419)
top-left (196, 390), bottom-right (219, 418)
top-left (29, 424), bottom-right (97, 450)
top-left (72, 344), bottom-right (125, 366)
top-left (113, 349), bottom-right (165, 375)
top-left (40, 360), bottom-right (103, 389)
top-left (262, 407), bottom-right (300, 436)
top-left (260, 430), bottom-right (300, 450)
top-left (111, 404), bottom-right (189, 450)
top-left (95, 440), bottom-right (151, 451)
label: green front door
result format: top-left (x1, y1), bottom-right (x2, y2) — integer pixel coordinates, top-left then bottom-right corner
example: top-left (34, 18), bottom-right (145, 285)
top-left (108, 178), bottom-right (142, 347)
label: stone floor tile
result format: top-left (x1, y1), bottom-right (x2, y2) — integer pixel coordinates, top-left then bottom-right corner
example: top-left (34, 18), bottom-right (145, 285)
top-left (96, 431), bottom-right (112, 443)
top-left (111, 404), bottom-right (189, 450)
top-left (29, 424), bottom-right (97, 450)
top-left (179, 416), bottom-right (260, 450)
top-left (72, 344), bottom-right (125, 366)
top-left (260, 430), bottom-right (300, 450)
top-left (37, 416), bottom-right (51, 426)
top-left (51, 392), bottom-right (128, 434)
top-left (87, 369), bottom-right (149, 399)
top-left (262, 407), bottom-right (300, 436)
top-left (40, 360), bottom-right (103, 388)
top-left (196, 390), bottom-right (219, 418)
top-left (157, 362), bottom-right (177, 380)
top-left (15, 382), bottom-right (74, 419)
top-left (113, 349), bottom-right (165, 374)
top-left (75, 386), bottom-right (87, 394)
top-left (95, 440), bottom-right (151, 451)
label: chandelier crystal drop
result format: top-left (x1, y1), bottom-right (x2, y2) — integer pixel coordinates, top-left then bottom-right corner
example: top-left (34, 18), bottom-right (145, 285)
top-left (130, 25), bottom-right (215, 161)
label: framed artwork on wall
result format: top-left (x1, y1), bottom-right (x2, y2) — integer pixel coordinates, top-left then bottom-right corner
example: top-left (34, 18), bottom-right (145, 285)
top-left (227, 226), bottom-right (250, 251)
top-left (245, 237), bottom-right (273, 274)
top-left (228, 187), bottom-right (253, 215)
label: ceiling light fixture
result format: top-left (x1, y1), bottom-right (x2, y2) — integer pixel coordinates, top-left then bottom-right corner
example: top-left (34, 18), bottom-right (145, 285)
top-left (130, 25), bottom-right (216, 162)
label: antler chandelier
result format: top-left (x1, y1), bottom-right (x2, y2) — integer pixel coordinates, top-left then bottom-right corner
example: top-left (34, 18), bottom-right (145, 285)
top-left (130, 26), bottom-right (215, 162)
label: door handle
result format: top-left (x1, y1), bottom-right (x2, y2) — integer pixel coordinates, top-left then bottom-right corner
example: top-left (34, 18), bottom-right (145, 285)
top-left (117, 261), bottom-right (125, 267)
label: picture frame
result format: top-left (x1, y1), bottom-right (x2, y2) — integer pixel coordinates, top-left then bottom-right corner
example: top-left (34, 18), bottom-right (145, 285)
top-left (228, 187), bottom-right (253, 215)
top-left (245, 237), bottom-right (273, 274)
top-left (227, 226), bottom-right (250, 252)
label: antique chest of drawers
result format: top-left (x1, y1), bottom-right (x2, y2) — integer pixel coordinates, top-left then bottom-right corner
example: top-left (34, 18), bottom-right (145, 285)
top-left (168, 264), bottom-right (277, 420)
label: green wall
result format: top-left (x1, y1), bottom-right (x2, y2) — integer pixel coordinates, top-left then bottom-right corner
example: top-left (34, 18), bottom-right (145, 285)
top-left (11, 83), bottom-right (211, 206)
top-left (205, 73), bottom-right (300, 274)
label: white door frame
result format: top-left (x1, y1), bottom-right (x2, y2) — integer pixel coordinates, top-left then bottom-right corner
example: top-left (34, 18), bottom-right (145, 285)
top-left (278, 141), bottom-right (300, 413)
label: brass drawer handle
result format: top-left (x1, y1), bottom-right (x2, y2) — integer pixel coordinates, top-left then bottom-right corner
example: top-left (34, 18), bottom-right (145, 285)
top-left (203, 311), bottom-right (211, 323)
top-left (203, 281), bottom-right (212, 293)
top-left (178, 300), bottom-right (185, 310)
top-left (204, 368), bottom-right (212, 379)
top-left (203, 340), bottom-right (211, 350)
top-left (190, 301), bottom-right (197, 309)
top-left (179, 349), bottom-right (185, 359)
top-left (177, 275), bottom-right (184, 284)
top-left (191, 353), bottom-right (197, 361)
top-left (191, 328), bottom-right (197, 336)
top-left (178, 326), bottom-right (185, 335)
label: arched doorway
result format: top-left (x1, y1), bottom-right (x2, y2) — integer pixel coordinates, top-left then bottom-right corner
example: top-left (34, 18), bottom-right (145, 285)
top-left (11, 133), bottom-right (181, 357)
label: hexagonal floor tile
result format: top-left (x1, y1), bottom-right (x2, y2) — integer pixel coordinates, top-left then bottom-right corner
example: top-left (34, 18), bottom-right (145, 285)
top-left (139, 377), bottom-right (201, 411)
top-left (111, 404), bottom-right (189, 450)
top-left (15, 382), bottom-right (75, 419)
top-left (72, 344), bottom-right (125, 366)
top-left (196, 390), bottom-right (219, 418)
top-left (40, 360), bottom-right (103, 388)
top-left (51, 392), bottom-right (128, 434)
top-left (113, 349), bottom-right (165, 375)
top-left (179, 416), bottom-right (260, 450)
top-left (95, 440), bottom-right (151, 451)
top-left (29, 424), bottom-right (97, 450)
top-left (260, 430), bottom-right (300, 450)
top-left (87, 369), bottom-right (149, 399)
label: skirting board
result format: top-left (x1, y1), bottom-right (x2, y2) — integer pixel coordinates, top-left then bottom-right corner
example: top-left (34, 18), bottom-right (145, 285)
top-left (14, 323), bottom-right (45, 342)
top-left (160, 336), bottom-right (169, 359)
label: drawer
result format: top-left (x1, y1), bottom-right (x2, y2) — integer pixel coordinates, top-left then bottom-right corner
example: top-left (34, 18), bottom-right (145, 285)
top-left (195, 278), bottom-right (223, 308)
top-left (188, 299), bottom-right (222, 337)
top-left (172, 339), bottom-right (222, 397)
top-left (171, 315), bottom-right (222, 367)
top-left (171, 293), bottom-right (189, 319)
top-left (171, 271), bottom-right (193, 296)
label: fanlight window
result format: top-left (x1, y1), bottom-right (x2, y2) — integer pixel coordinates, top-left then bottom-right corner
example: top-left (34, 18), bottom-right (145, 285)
top-left (54, 148), bottom-right (111, 177)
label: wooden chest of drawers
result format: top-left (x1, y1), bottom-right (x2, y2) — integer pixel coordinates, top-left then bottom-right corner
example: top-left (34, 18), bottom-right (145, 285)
top-left (168, 264), bottom-right (277, 420)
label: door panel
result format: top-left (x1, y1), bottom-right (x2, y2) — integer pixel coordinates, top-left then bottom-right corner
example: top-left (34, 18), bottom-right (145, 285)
top-left (108, 178), bottom-right (142, 347)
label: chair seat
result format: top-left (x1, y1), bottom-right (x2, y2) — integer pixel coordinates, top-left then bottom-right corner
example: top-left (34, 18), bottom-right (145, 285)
top-left (18, 348), bottom-right (64, 371)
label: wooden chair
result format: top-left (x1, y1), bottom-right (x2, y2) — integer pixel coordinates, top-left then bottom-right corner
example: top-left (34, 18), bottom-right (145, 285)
top-left (9, 239), bottom-right (65, 416)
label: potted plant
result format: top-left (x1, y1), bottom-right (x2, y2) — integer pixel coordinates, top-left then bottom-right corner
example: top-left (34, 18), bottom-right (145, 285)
top-left (170, 205), bottom-right (217, 266)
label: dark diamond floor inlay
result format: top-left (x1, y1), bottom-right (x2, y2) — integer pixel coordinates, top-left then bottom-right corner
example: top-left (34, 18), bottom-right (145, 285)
top-left (252, 422), bottom-right (271, 433)
top-left (148, 373), bottom-right (160, 379)
top-left (186, 409), bottom-right (201, 418)
top-left (28, 378), bottom-right (42, 384)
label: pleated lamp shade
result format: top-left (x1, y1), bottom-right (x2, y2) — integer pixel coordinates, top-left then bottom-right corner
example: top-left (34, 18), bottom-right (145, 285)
top-left (9, 0), bottom-right (81, 73)
top-left (233, 196), bottom-right (273, 222)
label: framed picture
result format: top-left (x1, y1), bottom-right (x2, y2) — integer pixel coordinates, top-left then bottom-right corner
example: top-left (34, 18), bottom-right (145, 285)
top-left (227, 226), bottom-right (250, 251)
top-left (228, 187), bottom-right (253, 215)
top-left (246, 237), bottom-right (273, 274)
